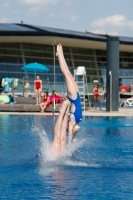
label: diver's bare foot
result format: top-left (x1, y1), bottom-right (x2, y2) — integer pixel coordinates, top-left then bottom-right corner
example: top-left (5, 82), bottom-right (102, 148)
top-left (41, 110), bottom-right (44, 113)
top-left (72, 125), bottom-right (80, 134)
top-left (59, 44), bottom-right (63, 53)
top-left (56, 44), bottom-right (63, 57)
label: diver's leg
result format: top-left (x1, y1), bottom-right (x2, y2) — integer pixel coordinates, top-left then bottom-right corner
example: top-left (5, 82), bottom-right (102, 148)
top-left (59, 44), bottom-right (79, 92)
top-left (60, 101), bottom-right (70, 152)
top-left (56, 44), bottom-right (78, 99)
top-left (50, 100), bottom-right (69, 155)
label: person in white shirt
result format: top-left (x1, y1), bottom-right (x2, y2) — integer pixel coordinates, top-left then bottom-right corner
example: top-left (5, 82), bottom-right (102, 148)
top-left (24, 80), bottom-right (30, 97)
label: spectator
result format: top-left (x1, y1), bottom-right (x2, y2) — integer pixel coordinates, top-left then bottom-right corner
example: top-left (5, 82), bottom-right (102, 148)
top-left (49, 90), bottom-right (63, 104)
top-left (24, 80), bottom-right (30, 97)
top-left (40, 92), bottom-right (49, 112)
top-left (40, 90), bottom-right (64, 113)
top-left (93, 84), bottom-right (101, 109)
top-left (34, 75), bottom-right (42, 105)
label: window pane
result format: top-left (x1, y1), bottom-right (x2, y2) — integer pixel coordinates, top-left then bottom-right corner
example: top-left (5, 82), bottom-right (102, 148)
top-left (24, 51), bottom-right (32, 57)
top-left (22, 44), bottom-right (31, 50)
top-left (4, 49), bottom-right (20, 56)
top-left (4, 43), bottom-right (18, 49)
top-left (31, 51), bottom-right (44, 57)
top-left (31, 44), bottom-right (44, 51)
top-left (5, 56), bottom-right (23, 63)
top-left (0, 63), bottom-right (7, 71)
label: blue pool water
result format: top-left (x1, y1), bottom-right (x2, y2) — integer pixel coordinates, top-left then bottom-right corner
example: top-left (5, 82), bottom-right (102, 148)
top-left (0, 115), bottom-right (133, 200)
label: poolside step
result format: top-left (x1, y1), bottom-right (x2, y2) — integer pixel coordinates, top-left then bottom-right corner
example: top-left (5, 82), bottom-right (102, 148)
top-left (0, 104), bottom-right (61, 112)
top-left (15, 97), bottom-right (36, 104)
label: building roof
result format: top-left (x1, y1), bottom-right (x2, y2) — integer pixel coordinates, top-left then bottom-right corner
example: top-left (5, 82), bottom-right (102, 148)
top-left (0, 23), bottom-right (133, 45)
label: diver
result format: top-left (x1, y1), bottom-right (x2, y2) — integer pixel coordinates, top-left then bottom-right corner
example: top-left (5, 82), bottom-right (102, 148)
top-left (56, 44), bottom-right (82, 143)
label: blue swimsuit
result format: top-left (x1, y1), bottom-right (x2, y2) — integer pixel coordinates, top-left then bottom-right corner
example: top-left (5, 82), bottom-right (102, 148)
top-left (67, 92), bottom-right (82, 124)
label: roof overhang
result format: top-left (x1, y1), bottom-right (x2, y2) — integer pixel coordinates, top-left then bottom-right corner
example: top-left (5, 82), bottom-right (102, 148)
top-left (0, 35), bottom-right (133, 52)
top-left (0, 36), bottom-right (106, 50)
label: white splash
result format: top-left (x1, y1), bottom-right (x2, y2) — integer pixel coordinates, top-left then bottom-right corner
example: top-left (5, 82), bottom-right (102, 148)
top-left (32, 125), bottom-right (88, 167)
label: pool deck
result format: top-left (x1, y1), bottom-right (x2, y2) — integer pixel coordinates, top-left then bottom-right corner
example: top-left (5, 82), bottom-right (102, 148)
top-left (0, 107), bottom-right (133, 116)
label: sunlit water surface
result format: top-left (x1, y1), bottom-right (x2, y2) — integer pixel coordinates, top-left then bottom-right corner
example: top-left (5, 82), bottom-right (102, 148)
top-left (0, 115), bottom-right (133, 200)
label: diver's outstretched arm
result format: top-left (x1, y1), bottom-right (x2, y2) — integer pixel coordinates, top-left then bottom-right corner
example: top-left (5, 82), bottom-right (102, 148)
top-left (50, 100), bottom-right (70, 155)
top-left (60, 101), bottom-right (70, 152)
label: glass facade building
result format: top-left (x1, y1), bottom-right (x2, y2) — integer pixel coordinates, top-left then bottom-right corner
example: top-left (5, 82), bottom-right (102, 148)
top-left (0, 24), bottom-right (133, 93)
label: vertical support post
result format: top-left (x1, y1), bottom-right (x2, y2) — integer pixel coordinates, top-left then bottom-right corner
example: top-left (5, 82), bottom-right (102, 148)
top-left (53, 45), bottom-right (55, 90)
top-left (106, 36), bottom-right (119, 111)
top-left (35, 69), bottom-right (36, 80)
top-left (53, 99), bottom-right (55, 115)
top-left (109, 71), bottom-right (112, 111)
top-left (20, 43), bottom-right (27, 79)
top-left (23, 79), bottom-right (24, 97)
top-left (12, 78), bottom-right (14, 100)
top-left (47, 78), bottom-right (49, 92)
top-left (90, 76), bottom-right (92, 105)
top-left (83, 74), bottom-right (85, 111)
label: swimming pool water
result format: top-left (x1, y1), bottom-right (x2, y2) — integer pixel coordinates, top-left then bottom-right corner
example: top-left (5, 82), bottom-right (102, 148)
top-left (0, 115), bottom-right (133, 200)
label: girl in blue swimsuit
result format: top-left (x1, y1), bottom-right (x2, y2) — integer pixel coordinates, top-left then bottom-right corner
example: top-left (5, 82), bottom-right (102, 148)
top-left (67, 92), bottom-right (82, 124)
top-left (56, 44), bottom-right (82, 142)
